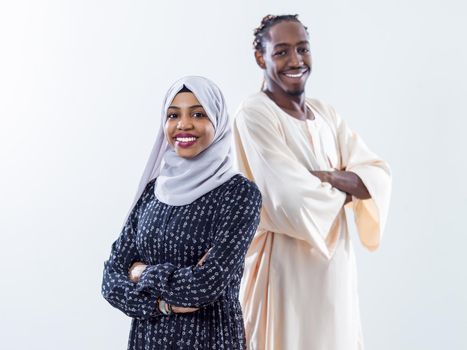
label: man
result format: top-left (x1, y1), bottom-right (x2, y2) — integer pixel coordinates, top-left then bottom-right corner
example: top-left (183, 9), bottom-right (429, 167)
top-left (234, 14), bottom-right (391, 350)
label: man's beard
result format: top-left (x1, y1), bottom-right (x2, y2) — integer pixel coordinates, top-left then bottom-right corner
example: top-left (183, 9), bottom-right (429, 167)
top-left (287, 88), bottom-right (305, 96)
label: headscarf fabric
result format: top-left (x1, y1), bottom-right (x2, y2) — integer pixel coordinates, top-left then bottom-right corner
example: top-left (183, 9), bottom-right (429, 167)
top-left (130, 76), bottom-right (238, 210)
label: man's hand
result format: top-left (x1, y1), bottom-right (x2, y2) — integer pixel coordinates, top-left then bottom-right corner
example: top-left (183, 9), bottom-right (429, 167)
top-left (128, 261), bottom-right (147, 283)
top-left (310, 170), bottom-right (370, 200)
top-left (310, 170), bottom-right (333, 184)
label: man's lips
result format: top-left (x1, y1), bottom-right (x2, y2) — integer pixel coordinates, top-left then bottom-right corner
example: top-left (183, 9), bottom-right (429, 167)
top-left (282, 68), bottom-right (309, 78)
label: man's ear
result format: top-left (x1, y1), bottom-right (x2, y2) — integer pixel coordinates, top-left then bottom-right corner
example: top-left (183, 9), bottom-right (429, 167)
top-left (254, 50), bottom-right (266, 69)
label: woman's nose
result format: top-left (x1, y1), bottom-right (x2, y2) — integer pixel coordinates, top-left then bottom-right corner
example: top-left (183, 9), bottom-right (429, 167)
top-left (177, 115), bottom-right (193, 130)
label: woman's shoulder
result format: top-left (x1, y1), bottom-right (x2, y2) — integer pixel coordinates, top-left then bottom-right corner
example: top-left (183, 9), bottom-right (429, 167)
top-left (138, 178), bottom-right (157, 203)
top-left (219, 174), bottom-right (262, 202)
top-left (145, 178), bottom-right (157, 193)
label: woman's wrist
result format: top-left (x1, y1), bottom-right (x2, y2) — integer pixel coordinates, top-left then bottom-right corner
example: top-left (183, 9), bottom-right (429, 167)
top-left (158, 298), bottom-right (173, 315)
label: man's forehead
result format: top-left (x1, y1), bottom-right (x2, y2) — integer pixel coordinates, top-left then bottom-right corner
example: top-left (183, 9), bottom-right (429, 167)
top-left (267, 21), bottom-right (308, 44)
top-left (272, 40), bottom-right (309, 49)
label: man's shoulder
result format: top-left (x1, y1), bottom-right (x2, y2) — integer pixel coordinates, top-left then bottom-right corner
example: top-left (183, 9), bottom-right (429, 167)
top-left (235, 93), bottom-right (341, 126)
top-left (237, 93), bottom-right (334, 113)
top-left (237, 92), bottom-right (269, 113)
top-left (307, 98), bottom-right (335, 114)
top-left (307, 98), bottom-right (340, 125)
top-left (235, 92), bottom-right (278, 125)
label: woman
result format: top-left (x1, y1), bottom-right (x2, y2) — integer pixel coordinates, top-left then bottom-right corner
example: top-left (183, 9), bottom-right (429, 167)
top-left (102, 76), bottom-right (262, 349)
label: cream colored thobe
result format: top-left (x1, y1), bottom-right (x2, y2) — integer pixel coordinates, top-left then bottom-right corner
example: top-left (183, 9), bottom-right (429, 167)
top-left (234, 92), bottom-right (391, 350)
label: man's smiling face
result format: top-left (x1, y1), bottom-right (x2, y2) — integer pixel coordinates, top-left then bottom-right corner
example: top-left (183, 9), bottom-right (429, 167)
top-left (257, 21), bottom-right (311, 96)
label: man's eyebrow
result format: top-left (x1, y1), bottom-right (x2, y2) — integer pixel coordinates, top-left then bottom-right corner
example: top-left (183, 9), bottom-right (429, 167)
top-left (273, 43), bottom-right (289, 49)
top-left (273, 40), bottom-right (309, 49)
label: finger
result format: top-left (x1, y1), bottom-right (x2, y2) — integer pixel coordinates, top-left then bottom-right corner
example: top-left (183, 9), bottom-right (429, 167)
top-left (128, 262), bottom-right (140, 274)
top-left (172, 306), bottom-right (197, 312)
top-left (197, 248), bottom-right (212, 266)
top-left (128, 269), bottom-right (141, 283)
top-left (197, 256), bottom-right (207, 266)
top-left (172, 307), bottom-right (199, 313)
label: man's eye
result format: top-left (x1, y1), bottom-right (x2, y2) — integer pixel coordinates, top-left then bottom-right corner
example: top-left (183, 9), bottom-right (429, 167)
top-left (298, 47), bottom-right (310, 54)
top-left (274, 50), bottom-right (286, 56)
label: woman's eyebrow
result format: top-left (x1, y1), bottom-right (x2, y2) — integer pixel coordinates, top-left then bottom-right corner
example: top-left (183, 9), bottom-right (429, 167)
top-left (168, 105), bottom-right (204, 110)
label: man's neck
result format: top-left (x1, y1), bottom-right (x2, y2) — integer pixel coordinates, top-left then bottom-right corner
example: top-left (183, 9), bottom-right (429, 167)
top-left (263, 86), bottom-right (310, 120)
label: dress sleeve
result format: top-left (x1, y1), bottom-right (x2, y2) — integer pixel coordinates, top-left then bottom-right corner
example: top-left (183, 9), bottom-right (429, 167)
top-left (134, 180), bottom-right (262, 308)
top-left (332, 109), bottom-right (392, 251)
top-left (233, 105), bottom-right (347, 259)
top-left (101, 188), bottom-right (161, 319)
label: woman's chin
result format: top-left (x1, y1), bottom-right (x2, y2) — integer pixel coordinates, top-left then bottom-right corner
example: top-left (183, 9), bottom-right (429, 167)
top-left (175, 149), bottom-right (200, 159)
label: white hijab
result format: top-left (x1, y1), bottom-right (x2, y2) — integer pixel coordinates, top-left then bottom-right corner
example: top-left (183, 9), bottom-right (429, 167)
top-left (130, 76), bottom-right (238, 210)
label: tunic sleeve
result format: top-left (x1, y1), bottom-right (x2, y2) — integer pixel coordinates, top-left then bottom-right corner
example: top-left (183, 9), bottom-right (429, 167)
top-left (101, 190), bottom-right (161, 319)
top-left (134, 180), bottom-right (262, 308)
top-left (233, 105), bottom-right (346, 259)
top-left (331, 107), bottom-right (392, 251)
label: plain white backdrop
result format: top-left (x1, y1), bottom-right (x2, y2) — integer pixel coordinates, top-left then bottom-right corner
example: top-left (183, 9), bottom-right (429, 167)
top-left (1, 1), bottom-right (466, 349)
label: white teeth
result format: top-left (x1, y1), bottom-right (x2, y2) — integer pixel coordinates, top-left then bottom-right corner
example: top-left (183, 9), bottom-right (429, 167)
top-left (176, 137), bottom-right (197, 142)
top-left (285, 72), bottom-right (304, 78)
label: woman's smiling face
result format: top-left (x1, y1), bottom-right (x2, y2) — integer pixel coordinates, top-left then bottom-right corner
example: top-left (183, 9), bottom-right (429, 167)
top-left (165, 91), bottom-right (215, 159)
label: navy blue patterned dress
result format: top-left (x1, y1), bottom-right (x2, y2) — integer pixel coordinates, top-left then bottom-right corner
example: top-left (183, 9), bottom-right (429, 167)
top-left (102, 174), bottom-right (261, 349)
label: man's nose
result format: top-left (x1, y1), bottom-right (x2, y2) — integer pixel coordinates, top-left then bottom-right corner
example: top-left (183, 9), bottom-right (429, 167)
top-left (289, 50), bottom-right (302, 67)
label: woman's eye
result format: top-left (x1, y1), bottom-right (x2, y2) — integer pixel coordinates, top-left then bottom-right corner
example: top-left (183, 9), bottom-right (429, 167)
top-left (167, 113), bottom-right (178, 120)
top-left (192, 112), bottom-right (205, 118)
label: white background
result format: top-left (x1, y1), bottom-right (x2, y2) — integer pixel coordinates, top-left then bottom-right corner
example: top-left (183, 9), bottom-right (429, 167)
top-left (1, 1), bottom-right (466, 349)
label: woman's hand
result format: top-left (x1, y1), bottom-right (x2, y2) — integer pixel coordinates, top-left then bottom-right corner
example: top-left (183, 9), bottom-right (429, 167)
top-left (158, 300), bottom-right (199, 314)
top-left (197, 248), bottom-right (212, 267)
top-left (128, 261), bottom-right (147, 283)
top-left (171, 305), bottom-right (200, 313)
top-left (157, 249), bottom-right (212, 314)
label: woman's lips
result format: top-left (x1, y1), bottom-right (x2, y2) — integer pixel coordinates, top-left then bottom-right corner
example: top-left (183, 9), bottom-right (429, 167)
top-left (174, 135), bottom-right (198, 148)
